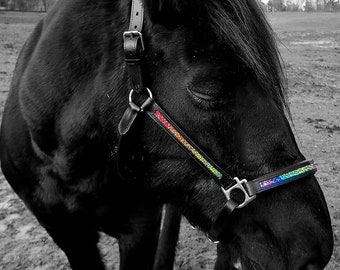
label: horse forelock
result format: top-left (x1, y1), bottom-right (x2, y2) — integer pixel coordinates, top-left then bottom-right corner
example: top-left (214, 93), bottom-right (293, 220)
top-left (205, 0), bottom-right (288, 112)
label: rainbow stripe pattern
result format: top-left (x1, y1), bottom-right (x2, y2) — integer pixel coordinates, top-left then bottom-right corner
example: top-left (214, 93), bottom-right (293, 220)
top-left (154, 110), bottom-right (223, 179)
top-left (258, 163), bottom-right (316, 190)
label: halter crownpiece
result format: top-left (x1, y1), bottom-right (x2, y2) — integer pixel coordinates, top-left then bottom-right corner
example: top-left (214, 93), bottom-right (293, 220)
top-left (123, 0), bottom-right (145, 93)
top-left (119, 0), bottom-right (318, 242)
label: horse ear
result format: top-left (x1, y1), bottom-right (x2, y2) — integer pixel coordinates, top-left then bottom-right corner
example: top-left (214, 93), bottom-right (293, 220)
top-left (143, 0), bottom-right (192, 26)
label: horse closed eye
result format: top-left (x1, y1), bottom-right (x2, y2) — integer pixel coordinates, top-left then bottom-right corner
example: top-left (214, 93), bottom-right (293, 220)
top-left (186, 87), bottom-right (225, 109)
top-left (187, 87), bottom-right (216, 101)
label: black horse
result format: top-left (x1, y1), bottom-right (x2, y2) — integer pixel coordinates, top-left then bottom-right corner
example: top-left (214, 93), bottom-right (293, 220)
top-left (0, 0), bottom-right (333, 269)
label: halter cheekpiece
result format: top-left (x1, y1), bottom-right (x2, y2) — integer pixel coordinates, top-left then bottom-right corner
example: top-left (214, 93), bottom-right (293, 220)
top-left (119, 0), bottom-right (317, 242)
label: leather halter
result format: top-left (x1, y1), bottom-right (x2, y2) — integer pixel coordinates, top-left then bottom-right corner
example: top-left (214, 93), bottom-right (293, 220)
top-left (119, 0), bottom-right (317, 242)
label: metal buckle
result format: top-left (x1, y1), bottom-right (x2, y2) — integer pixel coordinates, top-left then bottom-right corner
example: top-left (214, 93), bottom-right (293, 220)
top-left (123, 30), bottom-right (145, 52)
top-left (222, 177), bottom-right (256, 208)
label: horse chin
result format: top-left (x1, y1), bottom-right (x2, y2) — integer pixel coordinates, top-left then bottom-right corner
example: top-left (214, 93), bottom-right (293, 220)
top-left (232, 258), bottom-right (243, 270)
top-left (216, 241), bottom-right (265, 270)
top-left (216, 225), bottom-right (284, 270)
top-left (218, 221), bottom-right (330, 270)
top-left (227, 251), bottom-right (266, 270)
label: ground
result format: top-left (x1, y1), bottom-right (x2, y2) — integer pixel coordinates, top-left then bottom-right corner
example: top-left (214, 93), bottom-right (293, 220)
top-left (0, 11), bottom-right (339, 270)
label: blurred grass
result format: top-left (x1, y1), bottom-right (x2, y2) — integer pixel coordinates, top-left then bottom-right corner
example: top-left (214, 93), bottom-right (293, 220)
top-left (0, 11), bottom-right (45, 24)
top-left (267, 12), bottom-right (340, 33)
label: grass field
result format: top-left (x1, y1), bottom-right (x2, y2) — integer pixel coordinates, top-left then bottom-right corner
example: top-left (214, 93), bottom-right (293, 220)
top-left (0, 11), bottom-right (339, 270)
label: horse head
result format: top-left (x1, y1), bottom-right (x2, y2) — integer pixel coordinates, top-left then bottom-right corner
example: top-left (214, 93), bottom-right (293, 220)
top-left (118, 0), bottom-right (333, 269)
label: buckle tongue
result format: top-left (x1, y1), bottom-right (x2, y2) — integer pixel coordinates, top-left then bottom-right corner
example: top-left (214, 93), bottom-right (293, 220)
top-left (222, 177), bottom-right (256, 208)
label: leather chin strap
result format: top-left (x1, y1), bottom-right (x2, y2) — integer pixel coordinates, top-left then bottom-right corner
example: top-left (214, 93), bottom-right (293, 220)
top-left (118, 0), bottom-right (318, 243)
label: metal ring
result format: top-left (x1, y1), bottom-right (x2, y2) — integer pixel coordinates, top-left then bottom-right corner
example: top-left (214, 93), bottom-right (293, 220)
top-left (129, 87), bottom-right (153, 103)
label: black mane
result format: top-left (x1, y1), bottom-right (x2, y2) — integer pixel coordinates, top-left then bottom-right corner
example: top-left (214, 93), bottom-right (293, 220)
top-left (205, 0), bottom-right (287, 111)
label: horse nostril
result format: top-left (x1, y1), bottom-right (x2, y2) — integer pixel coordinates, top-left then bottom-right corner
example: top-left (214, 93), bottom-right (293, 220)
top-left (305, 264), bottom-right (321, 270)
top-left (299, 263), bottom-right (321, 270)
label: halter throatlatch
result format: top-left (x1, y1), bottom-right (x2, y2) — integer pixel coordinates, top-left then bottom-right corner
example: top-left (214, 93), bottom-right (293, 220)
top-left (119, 0), bottom-right (318, 243)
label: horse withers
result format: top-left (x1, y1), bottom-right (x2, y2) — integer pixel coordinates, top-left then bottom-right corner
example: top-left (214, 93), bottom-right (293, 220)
top-left (0, 0), bottom-right (333, 269)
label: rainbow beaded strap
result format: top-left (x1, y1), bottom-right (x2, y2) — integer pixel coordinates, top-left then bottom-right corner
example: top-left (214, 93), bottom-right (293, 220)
top-left (146, 101), bottom-right (234, 183)
top-left (245, 160), bottom-right (317, 196)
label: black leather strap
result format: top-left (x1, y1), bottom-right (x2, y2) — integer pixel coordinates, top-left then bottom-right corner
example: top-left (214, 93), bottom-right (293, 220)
top-left (124, 0), bottom-right (145, 93)
top-left (208, 199), bottom-right (238, 242)
top-left (118, 102), bottom-right (141, 135)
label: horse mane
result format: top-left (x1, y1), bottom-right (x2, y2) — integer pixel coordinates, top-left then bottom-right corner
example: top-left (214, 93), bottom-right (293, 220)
top-left (205, 0), bottom-right (288, 113)
top-left (144, 0), bottom-right (288, 113)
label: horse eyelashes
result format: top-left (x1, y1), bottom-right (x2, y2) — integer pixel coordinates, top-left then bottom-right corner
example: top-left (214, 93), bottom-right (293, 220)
top-left (186, 87), bottom-right (225, 110)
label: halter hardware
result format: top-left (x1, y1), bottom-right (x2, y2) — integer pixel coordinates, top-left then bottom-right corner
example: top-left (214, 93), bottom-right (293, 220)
top-left (222, 178), bottom-right (256, 208)
top-left (119, 0), bottom-right (318, 242)
top-left (129, 88), bottom-right (153, 107)
top-left (123, 31), bottom-right (145, 61)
